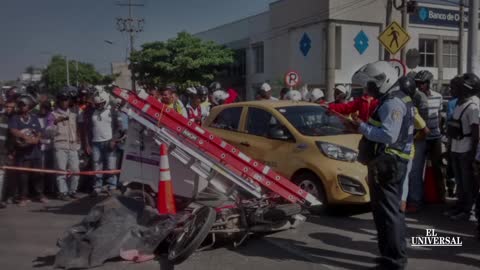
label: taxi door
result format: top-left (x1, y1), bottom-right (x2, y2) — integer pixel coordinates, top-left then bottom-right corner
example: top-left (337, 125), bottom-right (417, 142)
top-left (203, 106), bottom-right (246, 148)
top-left (236, 106), bottom-right (295, 176)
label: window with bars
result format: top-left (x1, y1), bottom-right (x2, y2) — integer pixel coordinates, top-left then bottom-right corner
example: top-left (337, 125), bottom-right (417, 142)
top-left (252, 43), bottom-right (264, 74)
top-left (419, 39), bottom-right (437, 67)
top-left (443, 40), bottom-right (458, 68)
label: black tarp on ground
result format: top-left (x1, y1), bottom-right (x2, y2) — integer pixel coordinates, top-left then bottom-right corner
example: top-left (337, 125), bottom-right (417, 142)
top-left (54, 196), bottom-right (178, 269)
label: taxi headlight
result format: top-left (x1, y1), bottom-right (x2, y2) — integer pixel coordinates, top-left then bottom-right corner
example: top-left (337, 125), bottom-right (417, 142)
top-left (316, 142), bottom-right (358, 162)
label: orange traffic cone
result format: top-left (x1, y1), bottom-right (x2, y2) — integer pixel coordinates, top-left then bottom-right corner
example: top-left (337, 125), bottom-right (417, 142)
top-left (157, 143), bottom-right (177, 215)
top-left (424, 160), bottom-right (441, 204)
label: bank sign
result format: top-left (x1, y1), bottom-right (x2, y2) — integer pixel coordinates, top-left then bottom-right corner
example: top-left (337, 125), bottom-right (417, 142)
top-left (410, 6), bottom-right (468, 28)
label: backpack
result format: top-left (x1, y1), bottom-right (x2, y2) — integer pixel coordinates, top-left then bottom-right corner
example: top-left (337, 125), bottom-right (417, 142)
top-left (447, 102), bottom-right (474, 140)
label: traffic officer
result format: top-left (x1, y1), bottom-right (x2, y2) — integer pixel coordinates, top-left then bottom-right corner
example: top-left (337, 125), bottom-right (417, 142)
top-left (352, 61), bottom-right (414, 270)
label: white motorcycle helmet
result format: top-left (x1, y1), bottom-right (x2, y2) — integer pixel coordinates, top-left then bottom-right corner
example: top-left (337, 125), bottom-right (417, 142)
top-left (212, 90), bottom-right (230, 105)
top-left (186, 87), bottom-right (197, 95)
top-left (334, 85), bottom-right (348, 95)
top-left (352, 61), bottom-right (398, 95)
top-left (93, 90), bottom-right (110, 105)
top-left (285, 90), bottom-right (302, 101)
top-left (310, 88), bottom-right (325, 102)
top-left (260, 82), bottom-right (272, 92)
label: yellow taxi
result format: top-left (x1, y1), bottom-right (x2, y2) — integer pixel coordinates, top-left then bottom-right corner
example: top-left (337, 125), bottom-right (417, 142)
top-left (203, 100), bottom-right (369, 206)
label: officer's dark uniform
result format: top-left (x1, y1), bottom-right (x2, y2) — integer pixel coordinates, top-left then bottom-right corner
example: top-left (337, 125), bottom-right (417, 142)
top-left (358, 88), bottom-right (414, 270)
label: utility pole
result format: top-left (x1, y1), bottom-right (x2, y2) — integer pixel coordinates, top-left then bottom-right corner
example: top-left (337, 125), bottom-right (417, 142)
top-left (75, 60), bottom-right (79, 87)
top-left (65, 56), bottom-right (70, 86)
top-left (400, 0), bottom-right (408, 63)
top-left (385, 0), bottom-right (393, 60)
top-left (458, 0), bottom-right (465, 75)
top-left (467, 0), bottom-right (479, 74)
top-left (116, 0), bottom-right (145, 91)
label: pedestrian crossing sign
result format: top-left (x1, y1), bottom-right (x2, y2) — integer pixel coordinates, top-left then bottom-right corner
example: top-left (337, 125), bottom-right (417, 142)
top-left (378, 21), bottom-right (410, 55)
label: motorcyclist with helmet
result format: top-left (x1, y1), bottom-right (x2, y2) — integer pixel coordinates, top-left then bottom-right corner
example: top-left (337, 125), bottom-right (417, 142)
top-left (46, 90), bottom-right (81, 201)
top-left (186, 87), bottom-right (209, 125)
top-left (196, 85), bottom-right (211, 115)
top-left (447, 73), bottom-right (480, 222)
top-left (407, 70), bottom-right (444, 213)
top-left (209, 81), bottom-right (240, 104)
top-left (83, 88), bottom-right (123, 196)
top-left (8, 93), bottom-right (46, 206)
top-left (397, 76), bottom-right (430, 212)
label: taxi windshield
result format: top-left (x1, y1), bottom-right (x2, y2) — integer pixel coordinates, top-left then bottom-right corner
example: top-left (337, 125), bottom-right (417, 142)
top-left (276, 106), bottom-right (357, 136)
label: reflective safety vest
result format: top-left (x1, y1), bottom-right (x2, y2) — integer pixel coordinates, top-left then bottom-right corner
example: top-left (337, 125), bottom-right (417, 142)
top-left (167, 100), bottom-right (187, 118)
top-left (368, 91), bottom-right (415, 161)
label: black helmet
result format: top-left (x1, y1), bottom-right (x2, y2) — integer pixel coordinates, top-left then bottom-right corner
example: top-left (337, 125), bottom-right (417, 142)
top-left (5, 87), bottom-right (20, 102)
top-left (414, 70), bottom-right (434, 83)
top-left (25, 85), bottom-right (38, 96)
top-left (196, 85), bottom-right (208, 96)
top-left (69, 87), bottom-right (78, 99)
top-left (79, 87), bottom-right (89, 97)
top-left (406, 71), bottom-right (417, 79)
top-left (16, 94), bottom-right (38, 110)
top-left (451, 73), bottom-right (480, 97)
top-left (57, 90), bottom-right (70, 101)
top-left (61, 86), bottom-right (77, 98)
top-left (398, 76), bottom-right (416, 98)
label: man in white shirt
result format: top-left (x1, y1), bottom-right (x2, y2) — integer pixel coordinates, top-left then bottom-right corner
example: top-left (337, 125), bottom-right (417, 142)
top-left (84, 90), bottom-right (123, 196)
top-left (447, 73), bottom-right (480, 221)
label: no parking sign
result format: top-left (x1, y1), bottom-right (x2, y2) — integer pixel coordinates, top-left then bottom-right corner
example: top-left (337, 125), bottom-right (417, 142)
top-left (285, 71), bottom-right (301, 88)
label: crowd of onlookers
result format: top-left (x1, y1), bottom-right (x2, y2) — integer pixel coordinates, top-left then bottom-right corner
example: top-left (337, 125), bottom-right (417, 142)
top-left (0, 82), bottom-right (236, 208)
top-left (1, 75), bottom-right (479, 236)
top-left (0, 85), bottom-right (134, 207)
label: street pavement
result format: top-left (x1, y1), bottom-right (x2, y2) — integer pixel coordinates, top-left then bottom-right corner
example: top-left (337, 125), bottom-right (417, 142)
top-left (0, 195), bottom-right (479, 270)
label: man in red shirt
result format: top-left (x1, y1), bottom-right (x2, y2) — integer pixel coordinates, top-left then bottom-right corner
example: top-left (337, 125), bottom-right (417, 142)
top-left (328, 91), bottom-right (379, 122)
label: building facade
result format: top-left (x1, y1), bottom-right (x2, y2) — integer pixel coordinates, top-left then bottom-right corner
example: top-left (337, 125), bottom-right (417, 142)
top-left (195, 0), bottom-right (474, 100)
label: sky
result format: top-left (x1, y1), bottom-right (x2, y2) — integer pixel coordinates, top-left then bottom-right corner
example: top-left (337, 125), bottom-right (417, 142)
top-left (0, 0), bottom-right (273, 81)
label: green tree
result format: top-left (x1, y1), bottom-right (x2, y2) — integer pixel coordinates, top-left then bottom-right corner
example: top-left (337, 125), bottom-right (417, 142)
top-left (130, 31), bottom-right (234, 90)
top-left (42, 55), bottom-right (104, 94)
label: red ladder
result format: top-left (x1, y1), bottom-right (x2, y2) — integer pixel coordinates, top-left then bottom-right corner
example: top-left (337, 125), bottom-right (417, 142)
top-left (113, 88), bottom-right (321, 207)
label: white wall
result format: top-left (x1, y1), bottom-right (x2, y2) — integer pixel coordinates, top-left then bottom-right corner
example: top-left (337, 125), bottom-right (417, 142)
top-left (269, 33), bottom-right (291, 84)
top-left (247, 13), bottom-right (272, 97)
top-left (335, 23), bottom-right (381, 84)
top-left (287, 23), bottom-right (327, 86)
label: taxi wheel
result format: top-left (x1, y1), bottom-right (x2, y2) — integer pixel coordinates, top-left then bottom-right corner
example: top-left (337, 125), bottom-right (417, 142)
top-left (293, 172), bottom-right (327, 214)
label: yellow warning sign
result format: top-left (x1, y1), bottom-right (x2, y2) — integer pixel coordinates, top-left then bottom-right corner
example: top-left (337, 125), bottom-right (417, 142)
top-left (378, 21), bottom-right (410, 55)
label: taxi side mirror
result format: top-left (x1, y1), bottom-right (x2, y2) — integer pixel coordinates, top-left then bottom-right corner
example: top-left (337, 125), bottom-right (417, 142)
top-left (269, 126), bottom-right (291, 141)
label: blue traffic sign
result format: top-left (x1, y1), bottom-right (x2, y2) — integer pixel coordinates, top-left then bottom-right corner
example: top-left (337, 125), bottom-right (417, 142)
top-left (354, 30), bottom-right (369, 55)
top-left (300, 33), bottom-right (312, 57)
